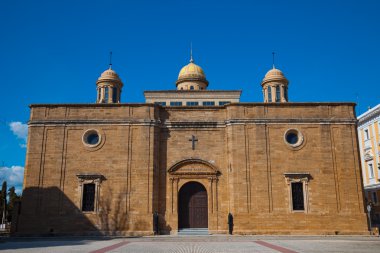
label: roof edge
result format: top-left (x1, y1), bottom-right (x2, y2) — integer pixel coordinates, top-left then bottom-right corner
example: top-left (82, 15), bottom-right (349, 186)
top-left (29, 102), bottom-right (356, 108)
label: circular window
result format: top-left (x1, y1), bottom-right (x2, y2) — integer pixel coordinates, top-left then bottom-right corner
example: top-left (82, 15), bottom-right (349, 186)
top-left (286, 132), bottom-right (298, 144)
top-left (82, 129), bottom-right (101, 147)
top-left (284, 129), bottom-right (304, 148)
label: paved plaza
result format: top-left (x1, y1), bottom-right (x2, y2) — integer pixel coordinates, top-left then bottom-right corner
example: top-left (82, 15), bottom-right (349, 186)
top-left (1, 235), bottom-right (380, 253)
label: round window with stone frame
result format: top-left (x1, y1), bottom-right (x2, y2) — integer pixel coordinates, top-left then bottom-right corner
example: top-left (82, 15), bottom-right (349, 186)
top-left (284, 129), bottom-right (304, 149)
top-left (82, 129), bottom-right (102, 147)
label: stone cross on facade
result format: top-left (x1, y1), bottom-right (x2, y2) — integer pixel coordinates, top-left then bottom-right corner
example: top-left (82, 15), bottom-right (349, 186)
top-left (188, 135), bottom-right (198, 150)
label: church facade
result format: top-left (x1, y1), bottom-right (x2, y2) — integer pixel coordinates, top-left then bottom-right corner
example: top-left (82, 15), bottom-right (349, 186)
top-left (12, 56), bottom-right (369, 235)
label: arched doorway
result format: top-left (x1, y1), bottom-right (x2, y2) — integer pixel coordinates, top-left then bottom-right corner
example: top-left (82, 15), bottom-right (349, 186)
top-left (178, 182), bottom-right (208, 229)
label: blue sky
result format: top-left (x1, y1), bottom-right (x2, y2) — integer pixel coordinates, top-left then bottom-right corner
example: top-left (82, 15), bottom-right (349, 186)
top-left (0, 0), bottom-right (379, 193)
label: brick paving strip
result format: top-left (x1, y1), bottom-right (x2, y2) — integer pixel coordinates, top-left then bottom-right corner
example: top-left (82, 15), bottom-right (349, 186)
top-left (89, 241), bottom-right (129, 253)
top-left (255, 240), bottom-right (299, 253)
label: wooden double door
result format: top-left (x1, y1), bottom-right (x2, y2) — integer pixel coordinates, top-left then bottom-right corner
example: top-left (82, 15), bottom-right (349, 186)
top-left (178, 182), bottom-right (208, 228)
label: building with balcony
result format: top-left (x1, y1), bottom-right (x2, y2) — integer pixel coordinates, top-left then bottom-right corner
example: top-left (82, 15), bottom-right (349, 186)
top-left (358, 104), bottom-right (380, 225)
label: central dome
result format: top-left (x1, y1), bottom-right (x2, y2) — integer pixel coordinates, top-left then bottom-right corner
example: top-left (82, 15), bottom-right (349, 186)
top-left (178, 62), bottom-right (206, 80)
top-left (176, 59), bottom-right (209, 90)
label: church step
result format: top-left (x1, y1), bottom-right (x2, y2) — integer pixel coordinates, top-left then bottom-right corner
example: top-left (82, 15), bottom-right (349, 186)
top-left (178, 228), bottom-right (209, 235)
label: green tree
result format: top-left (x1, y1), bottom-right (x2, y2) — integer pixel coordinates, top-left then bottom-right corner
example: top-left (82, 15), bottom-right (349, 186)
top-left (0, 181), bottom-right (7, 224)
top-left (7, 186), bottom-right (20, 222)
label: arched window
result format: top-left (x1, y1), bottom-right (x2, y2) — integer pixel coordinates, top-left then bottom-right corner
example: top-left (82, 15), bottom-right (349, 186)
top-left (275, 86), bottom-right (281, 102)
top-left (268, 86), bottom-right (272, 102)
top-left (190, 86), bottom-right (194, 90)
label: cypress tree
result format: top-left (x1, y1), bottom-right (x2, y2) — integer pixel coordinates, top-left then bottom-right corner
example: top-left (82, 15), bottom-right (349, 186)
top-left (1, 181), bottom-right (7, 224)
top-left (7, 186), bottom-right (20, 222)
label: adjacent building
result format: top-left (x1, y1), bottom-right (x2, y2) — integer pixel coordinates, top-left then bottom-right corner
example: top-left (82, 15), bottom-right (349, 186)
top-left (12, 55), bottom-right (369, 236)
top-left (358, 104), bottom-right (380, 225)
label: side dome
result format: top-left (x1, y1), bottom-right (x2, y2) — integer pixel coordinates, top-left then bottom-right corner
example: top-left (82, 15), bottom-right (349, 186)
top-left (176, 59), bottom-right (209, 90)
top-left (96, 67), bottom-right (123, 103)
top-left (97, 68), bottom-right (123, 85)
top-left (261, 67), bottom-right (289, 103)
top-left (261, 68), bottom-right (288, 86)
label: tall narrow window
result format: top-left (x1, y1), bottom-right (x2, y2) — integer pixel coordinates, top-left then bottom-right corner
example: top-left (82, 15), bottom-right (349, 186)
top-left (369, 164), bottom-right (374, 178)
top-left (112, 87), bottom-right (117, 103)
top-left (267, 86), bottom-right (272, 102)
top-left (98, 89), bottom-right (101, 102)
top-left (104, 87), bottom-right (109, 103)
top-left (373, 192), bottom-right (378, 204)
top-left (275, 86), bottom-right (281, 102)
top-left (364, 129), bottom-right (370, 140)
top-left (82, 183), bottom-right (95, 211)
top-left (284, 88), bottom-right (288, 101)
top-left (285, 173), bottom-right (310, 213)
top-left (291, 182), bottom-right (305, 211)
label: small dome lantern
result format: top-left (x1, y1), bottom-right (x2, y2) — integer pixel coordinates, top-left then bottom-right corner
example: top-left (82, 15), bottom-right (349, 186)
top-left (261, 67), bottom-right (289, 103)
top-left (96, 53), bottom-right (124, 103)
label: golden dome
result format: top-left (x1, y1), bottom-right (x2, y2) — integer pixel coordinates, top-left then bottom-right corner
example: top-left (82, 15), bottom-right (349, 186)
top-left (176, 60), bottom-right (209, 88)
top-left (178, 62), bottom-right (206, 79)
top-left (96, 67), bottom-right (123, 86)
top-left (261, 67), bottom-right (288, 86)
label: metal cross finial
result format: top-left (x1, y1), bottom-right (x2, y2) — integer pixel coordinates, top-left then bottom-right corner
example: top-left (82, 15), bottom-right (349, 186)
top-left (272, 52), bottom-right (275, 69)
top-left (190, 42), bottom-right (194, 63)
top-left (188, 135), bottom-right (198, 150)
top-left (109, 51), bottom-right (113, 69)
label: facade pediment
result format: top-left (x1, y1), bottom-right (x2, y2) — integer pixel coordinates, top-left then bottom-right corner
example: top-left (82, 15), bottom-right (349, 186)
top-left (168, 158), bottom-right (220, 176)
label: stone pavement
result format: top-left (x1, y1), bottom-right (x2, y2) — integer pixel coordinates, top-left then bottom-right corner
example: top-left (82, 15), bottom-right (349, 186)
top-left (0, 235), bottom-right (379, 253)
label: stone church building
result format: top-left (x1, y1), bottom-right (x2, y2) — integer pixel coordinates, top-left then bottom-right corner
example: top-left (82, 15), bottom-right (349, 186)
top-left (13, 55), bottom-right (369, 235)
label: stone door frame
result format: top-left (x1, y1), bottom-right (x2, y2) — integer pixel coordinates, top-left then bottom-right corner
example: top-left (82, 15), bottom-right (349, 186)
top-left (167, 158), bottom-right (220, 233)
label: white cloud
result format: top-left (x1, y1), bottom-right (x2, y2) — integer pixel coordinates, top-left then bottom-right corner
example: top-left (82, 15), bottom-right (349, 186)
top-left (0, 166), bottom-right (24, 194)
top-left (9, 122), bottom-right (28, 141)
top-left (9, 122), bottom-right (28, 148)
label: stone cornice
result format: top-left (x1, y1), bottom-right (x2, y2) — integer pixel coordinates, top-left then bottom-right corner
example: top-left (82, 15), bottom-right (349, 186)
top-left (224, 118), bottom-right (356, 124)
top-left (28, 119), bottom-right (160, 126)
top-left (28, 118), bottom-right (357, 127)
top-left (29, 103), bottom-right (154, 108)
top-left (144, 90), bottom-right (241, 100)
top-left (175, 77), bottom-right (209, 86)
top-left (76, 173), bottom-right (105, 182)
top-left (358, 104), bottom-right (380, 126)
top-left (144, 90), bottom-right (242, 94)
top-left (284, 172), bottom-right (312, 178)
top-left (364, 183), bottom-right (380, 191)
top-left (29, 102), bottom-right (356, 108)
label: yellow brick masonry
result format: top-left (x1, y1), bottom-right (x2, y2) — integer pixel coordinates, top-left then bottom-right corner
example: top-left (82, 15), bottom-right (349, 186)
top-left (14, 103), bottom-right (368, 236)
